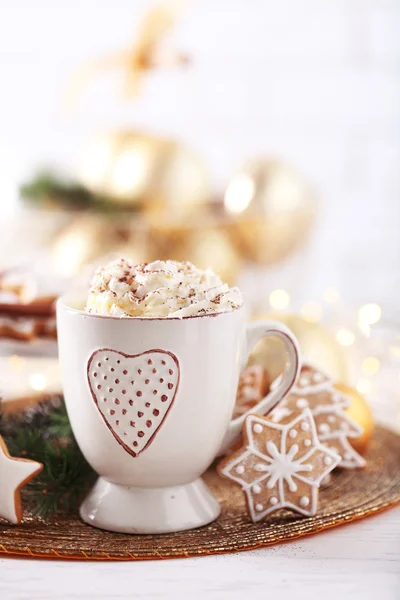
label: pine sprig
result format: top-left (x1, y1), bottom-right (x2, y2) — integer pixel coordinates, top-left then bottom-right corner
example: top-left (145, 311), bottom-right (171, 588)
top-left (19, 170), bottom-right (140, 213)
top-left (48, 403), bottom-right (74, 439)
top-left (0, 399), bottom-right (96, 517)
top-left (20, 171), bottom-right (93, 208)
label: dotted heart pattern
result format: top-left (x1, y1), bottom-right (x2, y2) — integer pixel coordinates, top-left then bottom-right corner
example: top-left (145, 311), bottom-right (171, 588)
top-left (87, 348), bottom-right (180, 458)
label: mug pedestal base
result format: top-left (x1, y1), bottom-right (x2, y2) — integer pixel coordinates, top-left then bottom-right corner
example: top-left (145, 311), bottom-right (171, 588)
top-left (80, 476), bottom-right (221, 534)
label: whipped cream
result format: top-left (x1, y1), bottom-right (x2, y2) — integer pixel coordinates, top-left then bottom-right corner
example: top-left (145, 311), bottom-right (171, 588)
top-left (85, 259), bottom-right (242, 318)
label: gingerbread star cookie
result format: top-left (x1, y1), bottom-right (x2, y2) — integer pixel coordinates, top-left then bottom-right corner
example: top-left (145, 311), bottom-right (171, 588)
top-left (0, 435), bottom-right (43, 524)
top-left (234, 365), bottom-right (270, 418)
top-left (270, 363), bottom-right (366, 469)
top-left (218, 409), bottom-right (340, 521)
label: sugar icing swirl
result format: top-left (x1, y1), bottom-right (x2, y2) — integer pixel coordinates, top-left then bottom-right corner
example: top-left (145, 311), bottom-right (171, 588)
top-left (85, 259), bottom-right (242, 318)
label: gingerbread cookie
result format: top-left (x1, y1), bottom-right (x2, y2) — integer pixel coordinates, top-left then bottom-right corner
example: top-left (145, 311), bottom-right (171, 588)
top-left (234, 365), bottom-right (270, 418)
top-left (0, 315), bottom-right (57, 341)
top-left (0, 435), bottom-right (43, 524)
top-left (0, 271), bottom-right (33, 300)
top-left (0, 316), bottom-right (39, 341)
top-left (271, 363), bottom-right (367, 469)
top-left (335, 383), bottom-right (374, 453)
top-left (218, 409), bottom-right (340, 521)
top-left (0, 268), bottom-right (59, 305)
top-left (36, 317), bottom-right (57, 340)
top-left (0, 267), bottom-right (62, 342)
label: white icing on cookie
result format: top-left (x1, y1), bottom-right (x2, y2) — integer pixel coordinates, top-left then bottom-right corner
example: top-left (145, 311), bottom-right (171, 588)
top-left (318, 423), bottom-right (331, 434)
top-left (296, 398), bottom-right (309, 409)
top-left (219, 410), bottom-right (341, 522)
top-left (270, 361), bottom-right (367, 471)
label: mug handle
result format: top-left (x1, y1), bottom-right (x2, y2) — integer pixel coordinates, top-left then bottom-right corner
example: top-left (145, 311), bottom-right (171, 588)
top-left (217, 320), bottom-right (301, 455)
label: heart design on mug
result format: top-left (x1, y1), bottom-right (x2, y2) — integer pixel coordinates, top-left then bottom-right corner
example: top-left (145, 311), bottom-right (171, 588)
top-left (87, 348), bottom-right (180, 458)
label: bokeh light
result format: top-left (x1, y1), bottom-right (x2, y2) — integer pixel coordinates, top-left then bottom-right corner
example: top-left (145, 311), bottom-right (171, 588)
top-left (335, 328), bottom-right (355, 347)
top-left (269, 289), bottom-right (290, 310)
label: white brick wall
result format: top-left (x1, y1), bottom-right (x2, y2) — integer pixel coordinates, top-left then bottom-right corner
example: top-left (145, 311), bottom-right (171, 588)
top-left (0, 0), bottom-right (399, 306)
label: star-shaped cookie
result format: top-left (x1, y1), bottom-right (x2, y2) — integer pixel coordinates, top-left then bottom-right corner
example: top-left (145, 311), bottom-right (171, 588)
top-left (0, 435), bottom-right (43, 524)
top-left (218, 409), bottom-right (340, 521)
top-left (270, 363), bottom-right (366, 469)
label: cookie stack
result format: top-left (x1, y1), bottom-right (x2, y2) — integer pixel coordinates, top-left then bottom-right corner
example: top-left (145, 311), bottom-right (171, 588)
top-left (0, 269), bottom-right (58, 342)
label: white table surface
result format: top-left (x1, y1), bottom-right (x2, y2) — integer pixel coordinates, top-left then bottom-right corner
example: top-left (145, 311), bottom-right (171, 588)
top-left (0, 505), bottom-right (399, 600)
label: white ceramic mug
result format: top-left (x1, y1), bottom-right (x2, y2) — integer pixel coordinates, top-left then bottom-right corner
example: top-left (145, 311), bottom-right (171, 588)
top-left (57, 295), bottom-right (300, 534)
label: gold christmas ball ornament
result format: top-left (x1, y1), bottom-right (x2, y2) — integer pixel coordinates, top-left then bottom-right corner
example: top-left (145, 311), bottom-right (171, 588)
top-left (334, 383), bottom-right (374, 453)
top-left (52, 214), bottom-right (149, 277)
top-left (172, 226), bottom-right (243, 286)
top-left (249, 313), bottom-right (348, 383)
top-left (146, 221), bottom-right (188, 264)
top-left (79, 130), bottom-right (210, 212)
top-left (224, 159), bottom-right (316, 265)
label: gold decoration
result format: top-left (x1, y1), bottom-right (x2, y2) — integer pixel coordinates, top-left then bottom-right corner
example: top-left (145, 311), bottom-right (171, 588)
top-left (65, 1), bottom-right (188, 108)
top-left (52, 212), bottom-right (240, 281)
top-left (249, 313), bottom-right (348, 383)
top-left (225, 160), bottom-right (316, 265)
top-left (334, 383), bottom-right (374, 453)
top-left (0, 426), bottom-right (399, 559)
top-left (145, 221), bottom-right (187, 262)
top-left (52, 214), bottom-right (149, 277)
top-left (79, 130), bottom-right (209, 210)
top-left (171, 225), bottom-right (243, 285)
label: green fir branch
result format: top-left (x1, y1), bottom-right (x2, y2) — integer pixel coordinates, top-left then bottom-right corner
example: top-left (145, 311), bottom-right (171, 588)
top-left (19, 170), bottom-right (141, 213)
top-left (0, 398), bottom-right (96, 517)
top-left (20, 171), bottom-right (93, 208)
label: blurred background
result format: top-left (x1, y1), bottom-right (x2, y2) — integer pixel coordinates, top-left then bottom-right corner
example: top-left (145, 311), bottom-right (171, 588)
top-left (0, 1), bottom-right (399, 427)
